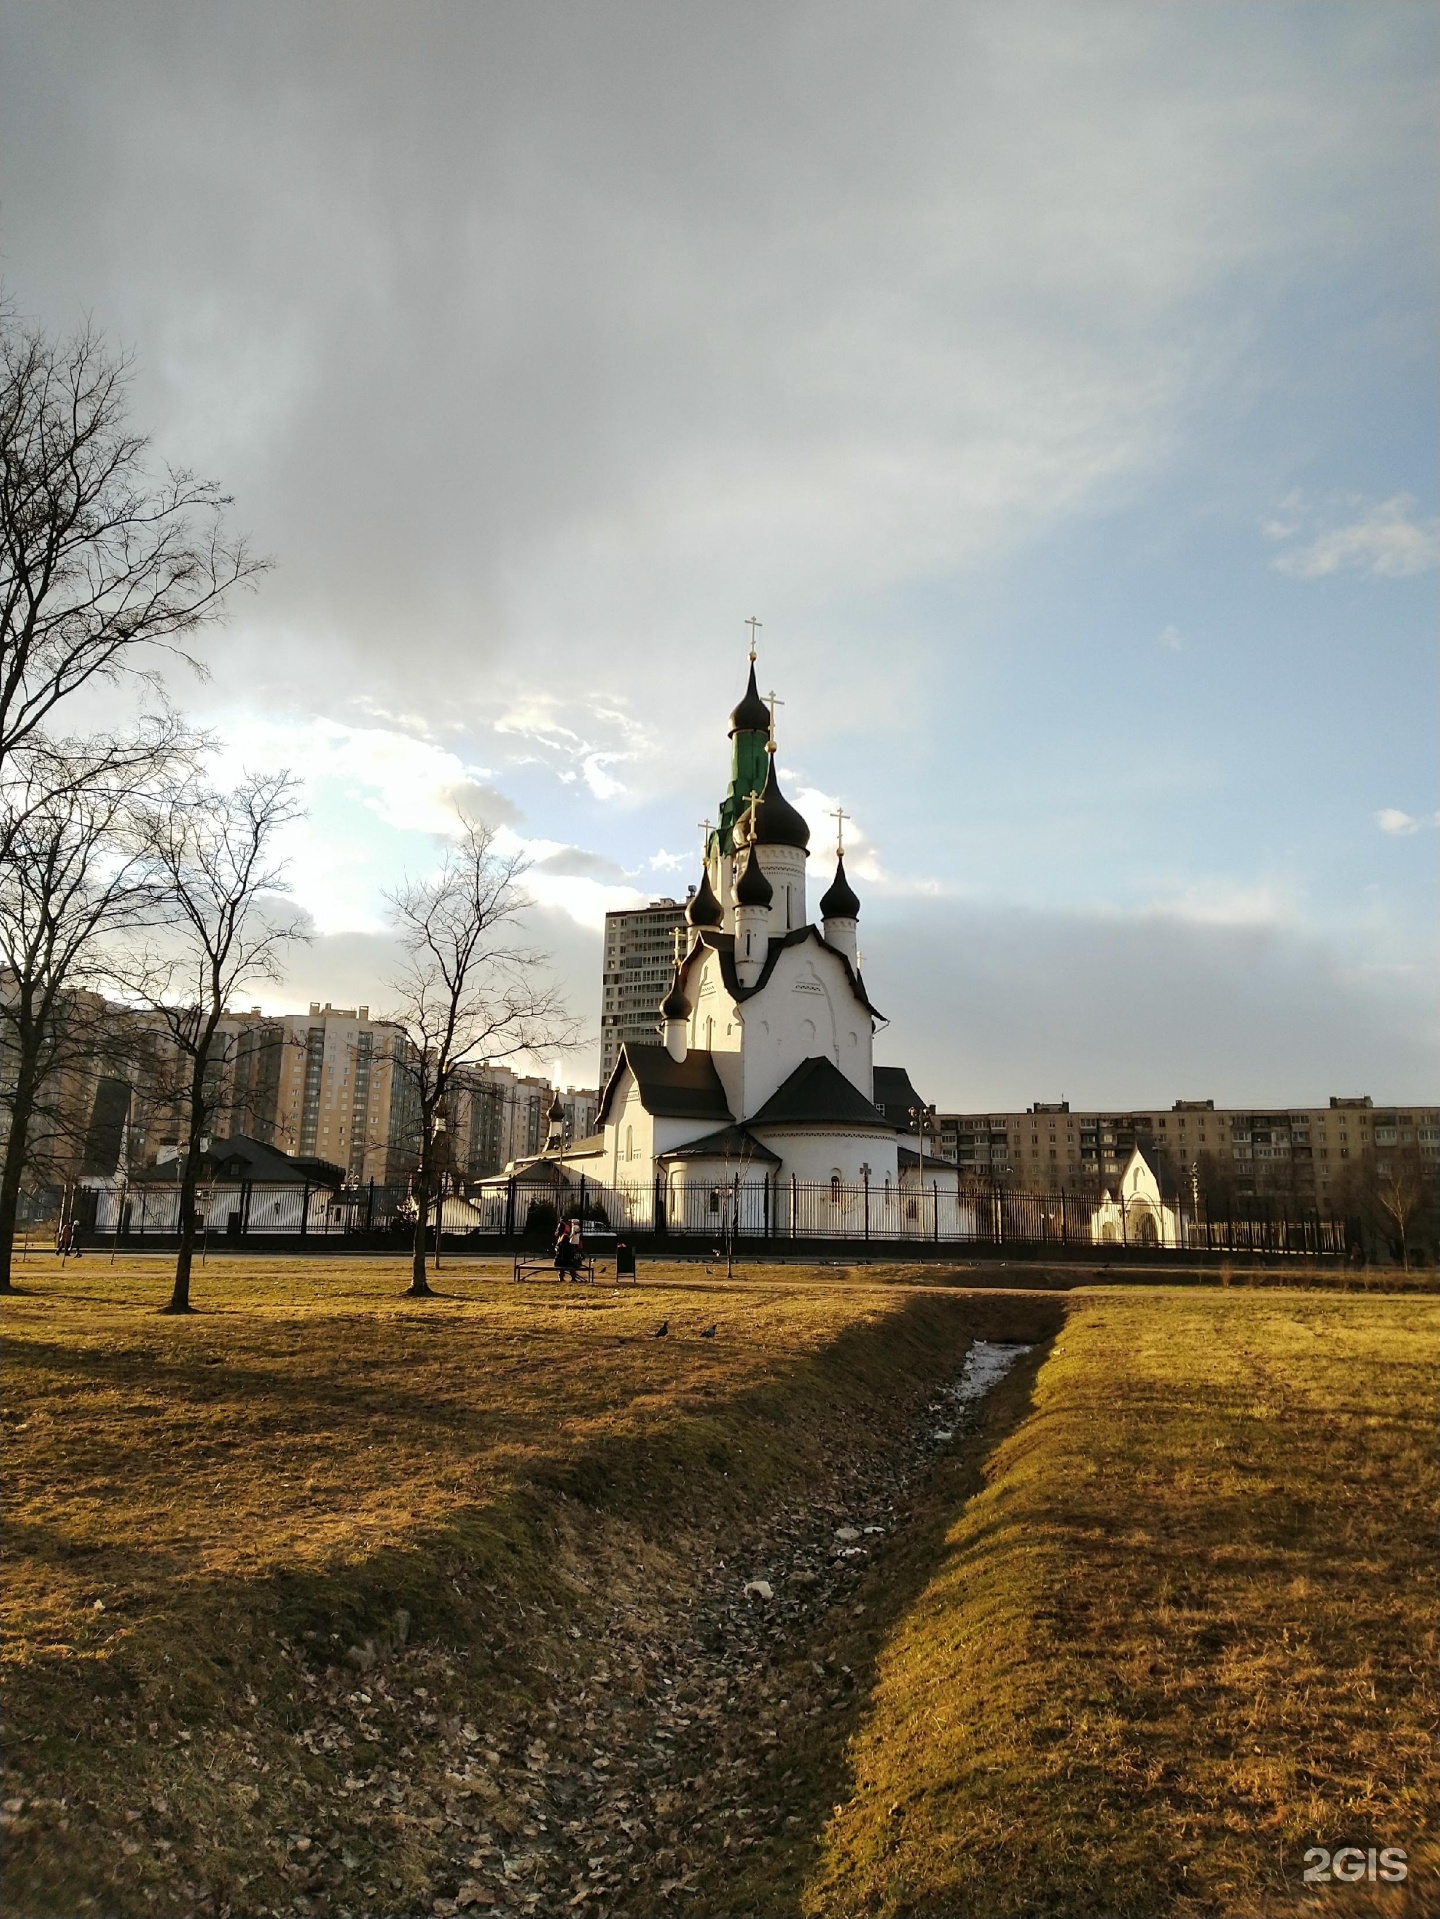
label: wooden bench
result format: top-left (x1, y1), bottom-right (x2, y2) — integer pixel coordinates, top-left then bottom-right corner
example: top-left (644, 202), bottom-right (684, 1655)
top-left (511, 1236), bottom-right (638, 1286)
top-left (513, 1252), bottom-right (597, 1285)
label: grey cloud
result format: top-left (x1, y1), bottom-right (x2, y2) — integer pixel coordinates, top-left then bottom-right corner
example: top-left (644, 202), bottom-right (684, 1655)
top-left (451, 780), bottom-right (521, 829)
top-left (532, 847), bottom-right (628, 881)
top-left (867, 901), bottom-right (1440, 1110)
top-left (2, 2), bottom-right (1427, 740)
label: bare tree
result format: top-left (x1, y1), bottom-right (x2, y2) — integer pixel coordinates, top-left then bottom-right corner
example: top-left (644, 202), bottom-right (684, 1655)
top-left (121, 770), bottom-right (305, 1313)
top-left (384, 822), bottom-right (580, 1297)
top-left (1372, 1154), bottom-right (1434, 1272)
top-left (0, 716), bottom-right (198, 1289)
top-left (1, 304), bottom-right (265, 775)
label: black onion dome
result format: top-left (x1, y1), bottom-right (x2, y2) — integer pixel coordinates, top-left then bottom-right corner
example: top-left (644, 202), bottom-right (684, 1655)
top-left (734, 847), bottom-right (774, 908)
top-left (728, 662), bottom-right (772, 736)
top-left (660, 969), bottom-right (691, 1020)
top-left (751, 754), bottom-right (810, 850)
top-left (819, 854), bottom-right (861, 920)
top-left (685, 866), bottom-right (723, 927)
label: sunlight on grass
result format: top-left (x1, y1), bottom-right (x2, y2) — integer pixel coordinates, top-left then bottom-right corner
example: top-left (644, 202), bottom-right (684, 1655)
top-left (808, 1287), bottom-right (1440, 1919)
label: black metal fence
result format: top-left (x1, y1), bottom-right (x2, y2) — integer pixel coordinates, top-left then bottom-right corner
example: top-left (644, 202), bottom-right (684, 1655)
top-left (82, 1173), bottom-right (1351, 1256)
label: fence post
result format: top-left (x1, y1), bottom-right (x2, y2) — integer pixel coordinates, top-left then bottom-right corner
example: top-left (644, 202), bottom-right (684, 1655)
top-left (504, 1176), bottom-right (515, 1239)
top-left (299, 1181), bottom-right (309, 1239)
top-left (791, 1174), bottom-right (797, 1241)
top-left (764, 1177), bottom-right (771, 1240)
top-left (366, 1179), bottom-right (375, 1232)
top-left (863, 1172), bottom-right (869, 1242)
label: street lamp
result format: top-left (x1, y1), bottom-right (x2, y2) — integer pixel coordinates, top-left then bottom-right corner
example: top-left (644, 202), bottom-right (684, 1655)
top-left (431, 1112), bottom-right (447, 1271)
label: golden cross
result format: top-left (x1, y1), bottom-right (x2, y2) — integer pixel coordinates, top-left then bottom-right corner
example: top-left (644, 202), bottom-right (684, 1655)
top-left (765, 689), bottom-right (784, 747)
top-left (671, 925), bottom-right (684, 965)
top-left (744, 788), bottom-right (762, 841)
top-left (830, 805), bottom-right (849, 856)
top-left (698, 816), bottom-right (711, 857)
top-left (744, 615), bottom-right (762, 661)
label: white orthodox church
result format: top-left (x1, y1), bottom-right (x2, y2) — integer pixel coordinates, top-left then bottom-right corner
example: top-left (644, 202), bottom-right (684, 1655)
top-left (555, 652), bottom-right (958, 1225)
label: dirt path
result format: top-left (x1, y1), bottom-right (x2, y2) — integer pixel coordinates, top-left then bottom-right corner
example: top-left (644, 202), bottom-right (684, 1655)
top-left (269, 1339), bottom-right (1045, 1919)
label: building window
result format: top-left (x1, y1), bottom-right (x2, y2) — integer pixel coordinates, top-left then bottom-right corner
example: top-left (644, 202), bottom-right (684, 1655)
top-left (625, 1125), bottom-right (634, 1162)
top-left (830, 1172), bottom-right (843, 1204)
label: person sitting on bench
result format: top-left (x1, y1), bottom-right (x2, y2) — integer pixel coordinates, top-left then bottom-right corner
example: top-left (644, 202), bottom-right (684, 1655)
top-left (554, 1217), bottom-right (583, 1280)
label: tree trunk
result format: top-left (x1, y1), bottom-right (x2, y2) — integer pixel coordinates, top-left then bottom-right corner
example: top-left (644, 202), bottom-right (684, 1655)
top-left (407, 1143), bottom-right (433, 1297)
top-left (0, 1063), bottom-right (38, 1292)
top-left (0, 990), bottom-right (51, 1291)
top-left (164, 1053), bottom-right (210, 1313)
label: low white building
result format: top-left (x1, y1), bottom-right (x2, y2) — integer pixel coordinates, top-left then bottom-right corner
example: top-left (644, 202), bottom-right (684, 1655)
top-left (1090, 1145), bottom-right (1180, 1247)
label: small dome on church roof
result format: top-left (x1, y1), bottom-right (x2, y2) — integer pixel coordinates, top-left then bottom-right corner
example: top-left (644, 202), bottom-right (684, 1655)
top-left (819, 855), bottom-right (860, 920)
top-left (728, 662), bottom-right (771, 737)
top-left (751, 755), bottom-right (810, 851)
top-left (685, 866), bottom-right (723, 927)
top-left (734, 847), bottom-right (774, 908)
top-left (660, 969), bottom-right (691, 1021)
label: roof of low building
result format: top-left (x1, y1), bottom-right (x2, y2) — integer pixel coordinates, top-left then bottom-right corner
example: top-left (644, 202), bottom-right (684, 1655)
top-left (657, 1124), bottom-right (782, 1165)
top-left (597, 1042), bottom-right (734, 1127)
top-left (748, 1056), bottom-right (895, 1132)
top-left (134, 1135), bottom-right (346, 1187)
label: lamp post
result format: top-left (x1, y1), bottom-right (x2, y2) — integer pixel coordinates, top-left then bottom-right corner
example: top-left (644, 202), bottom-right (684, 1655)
top-left (907, 1103), bottom-right (936, 1239)
top-left (431, 1113), bottom-right (447, 1271)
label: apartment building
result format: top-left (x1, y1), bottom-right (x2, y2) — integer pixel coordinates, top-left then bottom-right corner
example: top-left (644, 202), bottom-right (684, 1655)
top-left (447, 1062), bottom-right (551, 1178)
top-left (598, 898), bottom-right (689, 1085)
top-left (935, 1097), bottom-right (1440, 1204)
top-left (558, 1086), bottom-right (599, 1145)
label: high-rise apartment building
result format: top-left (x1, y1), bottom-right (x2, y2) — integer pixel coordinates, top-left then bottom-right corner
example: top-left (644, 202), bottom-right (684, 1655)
top-left (211, 1002), bottom-right (422, 1184)
top-left (598, 898), bottom-right (688, 1085)
top-left (558, 1086), bottom-right (599, 1144)
top-left (934, 1097), bottom-right (1440, 1204)
top-left (447, 1062), bottom-right (552, 1177)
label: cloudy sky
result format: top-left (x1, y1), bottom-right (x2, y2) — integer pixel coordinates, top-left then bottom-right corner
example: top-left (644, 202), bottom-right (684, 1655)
top-left (3, 1), bottom-right (1436, 1107)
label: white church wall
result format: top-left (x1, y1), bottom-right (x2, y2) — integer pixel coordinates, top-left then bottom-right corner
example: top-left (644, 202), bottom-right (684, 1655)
top-left (750, 1126), bottom-right (898, 1186)
top-left (735, 937), bottom-right (874, 1118)
top-left (605, 1079), bottom-right (655, 1184)
top-left (753, 843), bottom-right (807, 933)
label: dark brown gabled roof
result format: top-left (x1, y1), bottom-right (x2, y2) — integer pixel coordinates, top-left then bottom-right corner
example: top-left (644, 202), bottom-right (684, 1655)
top-left (134, 1135), bottom-right (345, 1188)
top-left (656, 1124), bottom-right (782, 1165)
top-left (596, 1042), bottom-right (734, 1127)
top-left (873, 1066), bottom-right (926, 1129)
top-left (748, 1057), bottom-right (895, 1132)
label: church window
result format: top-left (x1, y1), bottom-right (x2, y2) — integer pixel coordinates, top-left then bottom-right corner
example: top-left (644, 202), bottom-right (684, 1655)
top-left (830, 1173), bottom-right (843, 1203)
top-left (625, 1125), bottom-right (634, 1162)
top-left (708, 1188), bottom-right (721, 1213)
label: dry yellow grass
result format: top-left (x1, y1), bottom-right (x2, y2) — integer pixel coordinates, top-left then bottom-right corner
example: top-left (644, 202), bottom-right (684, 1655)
top-left (2, 1253), bottom-right (1052, 1917)
top-left (808, 1287), bottom-right (1440, 1918)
